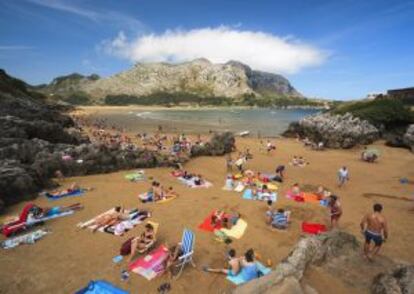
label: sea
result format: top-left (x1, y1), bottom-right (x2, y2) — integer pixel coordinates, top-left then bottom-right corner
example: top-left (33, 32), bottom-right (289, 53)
top-left (87, 108), bottom-right (320, 137)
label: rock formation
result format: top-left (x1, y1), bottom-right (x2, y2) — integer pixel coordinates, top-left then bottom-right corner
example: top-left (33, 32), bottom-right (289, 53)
top-left (234, 230), bottom-right (412, 294)
top-left (0, 69), bottom-right (235, 211)
top-left (36, 59), bottom-right (301, 104)
top-left (403, 124), bottom-right (414, 152)
top-left (283, 112), bottom-right (380, 148)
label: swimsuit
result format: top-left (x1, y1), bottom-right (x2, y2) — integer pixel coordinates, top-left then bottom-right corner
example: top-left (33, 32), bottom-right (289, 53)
top-left (365, 230), bottom-right (383, 246)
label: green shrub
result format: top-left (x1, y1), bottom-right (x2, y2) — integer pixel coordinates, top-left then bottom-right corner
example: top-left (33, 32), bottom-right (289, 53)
top-left (333, 98), bottom-right (414, 128)
top-left (63, 91), bottom-right (91, 105)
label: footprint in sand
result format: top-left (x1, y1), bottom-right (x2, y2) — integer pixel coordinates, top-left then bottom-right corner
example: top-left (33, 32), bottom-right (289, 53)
top-left (362, 193), bottom-right (413, 202)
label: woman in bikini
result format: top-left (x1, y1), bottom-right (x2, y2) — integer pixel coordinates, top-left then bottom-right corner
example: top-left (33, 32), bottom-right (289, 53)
top-left (328, 195), bottom-right (342, 228)
top-left (128, 223), bottom-right (155, 263)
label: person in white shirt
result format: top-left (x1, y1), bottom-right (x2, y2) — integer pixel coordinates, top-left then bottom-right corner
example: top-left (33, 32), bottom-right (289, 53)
top-left (337, 166), bottom-right (349, 187)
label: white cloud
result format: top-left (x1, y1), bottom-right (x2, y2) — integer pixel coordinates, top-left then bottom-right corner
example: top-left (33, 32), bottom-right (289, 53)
top-left (103, 26), bottom-right (327, 74)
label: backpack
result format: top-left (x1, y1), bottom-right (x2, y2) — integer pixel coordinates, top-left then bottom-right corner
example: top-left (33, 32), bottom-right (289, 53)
top-left (120, 237), bottom-right (134, 256)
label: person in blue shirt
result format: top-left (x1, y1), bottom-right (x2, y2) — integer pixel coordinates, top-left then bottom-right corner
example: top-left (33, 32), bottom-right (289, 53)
top-left (240, 249), bottom-right (259, 282)
top-left (266, 208), bottom-right (291, 230)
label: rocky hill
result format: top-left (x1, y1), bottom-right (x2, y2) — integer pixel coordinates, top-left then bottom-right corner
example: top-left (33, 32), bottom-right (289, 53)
top-left (36, 59), bottom-right (303, 105)
top-left (0, 69), bottom-right (235, 211)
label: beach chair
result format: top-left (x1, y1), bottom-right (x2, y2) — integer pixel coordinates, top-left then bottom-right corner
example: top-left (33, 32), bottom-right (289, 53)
top-left (174, 228), bottom-right (196, 279)
top-left (137, 221), bottom-right (159, 254)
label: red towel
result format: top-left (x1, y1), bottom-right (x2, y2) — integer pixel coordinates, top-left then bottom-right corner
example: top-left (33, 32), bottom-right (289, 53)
top-left (302, 222), bottom-right (327, 234)
top-left (198, 210), bottom-right (223, 232)
top-left (293, 195), bottom-right (305, 202)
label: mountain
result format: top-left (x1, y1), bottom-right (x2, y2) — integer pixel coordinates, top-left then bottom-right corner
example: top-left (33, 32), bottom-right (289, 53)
top-left (36, 59), bottom-right (303, 105)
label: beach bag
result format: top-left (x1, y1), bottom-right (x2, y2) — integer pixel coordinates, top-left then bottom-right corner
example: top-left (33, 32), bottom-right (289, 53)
top-left (120, 237), bottom-right (134, 256)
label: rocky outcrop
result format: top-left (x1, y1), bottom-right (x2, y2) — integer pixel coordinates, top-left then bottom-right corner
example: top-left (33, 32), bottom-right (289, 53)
top-left (284, 112), bottom-right (380, 148)
top-left (38, 59), bottom-right (301, 104)
top-left (191, 132), bottom-right (235, 156)
top-left (234, 230), bottom-right (360, 294)
top-left (372, 265), bottom-right (414, 294)
top-left (403, 124), bottom-right (414, 152)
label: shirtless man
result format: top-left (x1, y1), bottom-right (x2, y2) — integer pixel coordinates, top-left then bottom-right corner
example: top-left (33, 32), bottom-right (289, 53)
top-left (80, 206), bottom-right (128, 232)
top-left (360, 203), bottom-right (388, 261)
top-left (203, 248), bottom-right (241, 277)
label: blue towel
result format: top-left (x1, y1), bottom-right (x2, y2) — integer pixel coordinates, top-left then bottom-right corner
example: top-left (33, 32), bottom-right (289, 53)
top-left (227, 262), bottom-right (271, 285)
top-left (76, 280), bottom-right (129, 294)
top-left (242, 189), bottom-right (253, 200)
top-left (46, 189), bottom-right (85, 201)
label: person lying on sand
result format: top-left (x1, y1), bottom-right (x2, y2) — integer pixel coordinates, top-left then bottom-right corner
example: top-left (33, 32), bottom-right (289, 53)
top-left (193, 174), bottom-right (204, 186)
top-left (266, 208), bottom-right (291, 230)
top-left (80, 206), bottom-right (128, 233)
top-left (203, 248), bottom-right (241, 276)
top-left (27, 203), bottom-right (83, 223)
top-left (360, 203), bottom-right (388, 261)
top-left (328, 195), bottom-right (342, 228)
top-left (127, 223), bottom-right (155, 263)
top-left (43, 182), bottom-right (93, 198)
top-left (222, 212), bottom-right (241, 229)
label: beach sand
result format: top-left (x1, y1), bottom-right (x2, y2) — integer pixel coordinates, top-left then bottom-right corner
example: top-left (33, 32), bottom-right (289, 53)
top-left (1, 136), bottom-right (414, 293)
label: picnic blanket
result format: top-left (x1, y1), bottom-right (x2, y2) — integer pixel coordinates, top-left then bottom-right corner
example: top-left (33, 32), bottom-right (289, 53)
top-left (220, 219), bottom-right (247, 239)
top-left (45, 189), bottom-right (85, 200)
top-left (242, 189), bottom-right (277, 202)
top-left (76, 280), bottom-right (129, 294)
top-left (138, 192), bottom-right (177, 204)
top-left (227, 262), bottom-right (271, 285)
top-left (78, 208), bottom-right (149, 236)
top-left (198, 211), bottom-right (222, 232)
top-left (1, 229), bottom-right (49, 249)
top-left (177, 177), bottom-right (212, 188)
top-left (125, 170), bottom-right (145, 182)
top-left (302, 193), bottom-right (321, 204)
top-left (129, 245), bottom-right (169, 280)
top-left (234, 182), bottom-right (245, 192)
top-left (302, 222), bottom-right (327, 235)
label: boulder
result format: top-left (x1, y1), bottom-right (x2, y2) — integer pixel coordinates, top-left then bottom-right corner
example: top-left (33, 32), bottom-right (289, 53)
top-left (403, 124), bottom-right (414, 152)
top-left (283, 113), bottom-right (380, 149)
top-left (372, 265), bottom-right (414, 294)
top-left (191, 132), bottom-right (235, 156)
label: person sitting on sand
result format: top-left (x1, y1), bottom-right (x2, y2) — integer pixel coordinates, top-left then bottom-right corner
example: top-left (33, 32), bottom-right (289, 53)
top-left (224, 175), bottom-right (234, 190)
top-left (80, 206), bottom-right (128, 233)
top-left (360, 203), bottom-right (388, 261)
top-left (315, 186), bottom-right (326, 200)
top-left (274, 165), bottom-right (285, 182)
top-left (203, 248), bottom-right (241, 277)
top-left (239, 249), bottom-right (259, 282)
top-left (291, 183), bottom-right (301, 196)
top-left (266, 208), bottom-right (291, 230)
top-left (266, 140), bottom-right (276, 154)
top-left (193, 174), bottom-right (204, 186)
top-left (128, 223), bottom-right (155, 263)
top-left (328, 195), bottom-right (342, 228)
top-left (235, 156), bottom-right (247, 172)
top-left (211, 210), bottom-right (225, 227)
top-left (164, 242), bottom-right (184, 277)
top-left (222, 212), bottom-right (241, 229)
top-left (164, 186), bottom-right (177, 200)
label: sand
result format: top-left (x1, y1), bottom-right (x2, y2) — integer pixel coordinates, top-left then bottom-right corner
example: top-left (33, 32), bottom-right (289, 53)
top-left (1, 134), bottom-right (414, 293)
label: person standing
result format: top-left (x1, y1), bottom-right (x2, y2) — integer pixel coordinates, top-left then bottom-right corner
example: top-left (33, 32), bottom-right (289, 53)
top-left (337, 166), bottom-right (349, 187)
top-left (328, 195), bottom-right (342, 228)
top-left (360, 203), bottom-right (388, 261)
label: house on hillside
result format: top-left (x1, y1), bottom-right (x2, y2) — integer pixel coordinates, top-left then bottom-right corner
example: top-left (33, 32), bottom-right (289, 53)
top-left (386, 87), bottom-right (414, 105)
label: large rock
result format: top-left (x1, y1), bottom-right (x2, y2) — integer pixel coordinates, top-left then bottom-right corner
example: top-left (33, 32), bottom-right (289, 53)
top-left (284, 112), bottom-right (380, 148)
top-left (191, 132), bottom-right (236, 156)
top-left (234, 230), bottom-right (360, 293)
top-left (403, 124), bottom-right (414, 152)
top-left (372, 265), bottom-right (414, 294)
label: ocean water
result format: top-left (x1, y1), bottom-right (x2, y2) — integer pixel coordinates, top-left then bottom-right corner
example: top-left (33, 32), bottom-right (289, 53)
top-left (88, 108), bottom-right (320, 137)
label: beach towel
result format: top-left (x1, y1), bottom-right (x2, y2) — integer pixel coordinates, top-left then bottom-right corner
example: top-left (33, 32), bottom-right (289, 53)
top-left (220, 219), bottom-right (247, 239)
top-left (177, 177), bottom-right (212, 188)
top-left (129, 245), bottom-right (169, 280)
top-left (302, 193), bottom-right (320, 204)
top-left (198, 211), bottom-right (223, 232)
top-left (78, 208), bottom-right (149, 235)
top-left (125, 171), bottom-right (145, 182)
top-left (45, 189), bottom-right (85, 201)
top-left (76, 280), bottom-right (129, 294)
top-left (285, 190), bottom-right (304, 200)
top-left (138, 192), bottom-right (177, 204)
top-left (1, 229), bottom-right (49, 249)
top-left (242, 189), bottom-right (277, 202)
top-left (302, 222), bottom-right (327, 235)
top-left (234, 182), bottom-right (245, 192)
top-left (226, 262), bottom-right (271, 285)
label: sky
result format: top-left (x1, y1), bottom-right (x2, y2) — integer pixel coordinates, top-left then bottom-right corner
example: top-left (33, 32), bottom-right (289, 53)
top-left (0, 0), bottom-right (413, 100)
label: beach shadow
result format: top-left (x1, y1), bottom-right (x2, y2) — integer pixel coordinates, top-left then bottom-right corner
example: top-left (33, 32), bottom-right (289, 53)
top-left (362, 193), bottom-right (413, 202)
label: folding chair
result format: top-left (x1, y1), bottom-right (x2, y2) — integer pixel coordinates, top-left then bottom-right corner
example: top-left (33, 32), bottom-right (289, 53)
top-left (174, 228), bottom-right (196, 279)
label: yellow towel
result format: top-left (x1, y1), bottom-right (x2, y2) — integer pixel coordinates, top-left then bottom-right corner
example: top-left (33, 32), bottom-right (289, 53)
top-left (220, 219), bottom-right (247, 239)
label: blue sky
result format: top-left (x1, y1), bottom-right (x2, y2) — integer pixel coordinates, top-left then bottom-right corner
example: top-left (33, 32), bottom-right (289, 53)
top-left (0, 0), bottom-right (413, 100)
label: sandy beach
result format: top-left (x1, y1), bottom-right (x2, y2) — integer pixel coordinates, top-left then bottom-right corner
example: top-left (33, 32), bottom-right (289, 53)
top-left (1, 133), bottom-right (413, 293)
